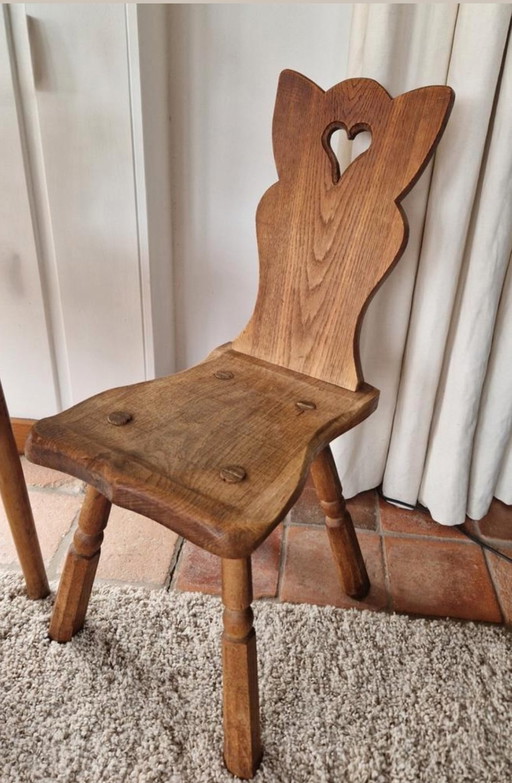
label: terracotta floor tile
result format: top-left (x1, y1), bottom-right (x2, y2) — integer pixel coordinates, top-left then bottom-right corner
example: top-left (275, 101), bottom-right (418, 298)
top-left (476, 498), bottom-right (512, 542)
top-left (92, 507), bottom-right (179, 586)
top-left (347, 490), bottom-right (378, 531)
top-left (280, 526), bottom-right (387, 610)
top-left (0, 491), bottom-right (81, 565)
top-left (21, 457), bottom-right (84, 494)
top-left (290, 487), bottom-right (377, 530)
top-left (485, 550), bottom-right (512, 624)
top-left (379, 496), bottom-right (473, 540)
top-left (289, 487), bottom-right (324, 526)
top-left (174, 525), bottom-right (283, 599)
top-left (174, 542), bottom-right (220, 595)
top-left (384, 537), bottom-right (501, 622)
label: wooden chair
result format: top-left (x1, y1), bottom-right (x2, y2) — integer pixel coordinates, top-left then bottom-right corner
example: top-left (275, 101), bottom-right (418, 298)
top-left (0, 381), bottom-right (49, 599)
top-left (25, 71), bottom-right (453, 778)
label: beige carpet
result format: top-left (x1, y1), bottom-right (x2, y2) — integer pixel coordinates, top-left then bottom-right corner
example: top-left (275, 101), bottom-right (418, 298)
top-left (1, 573), bottom-right (511, 783)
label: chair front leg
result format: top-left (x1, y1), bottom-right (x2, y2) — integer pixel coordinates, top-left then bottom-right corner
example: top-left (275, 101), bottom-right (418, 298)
top-left (310, 446), bottom-right (370, 600)
top-left (221, 556), bottom-right (262, 779)
top-left (0, 383), bottom-right (49, 599)
top-left (49, 485), bottom-right (111, 642)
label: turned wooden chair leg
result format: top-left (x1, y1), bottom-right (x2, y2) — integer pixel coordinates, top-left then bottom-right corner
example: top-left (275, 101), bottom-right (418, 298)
top-left (49, 485), bottom-right (111, 642)
top-left (0, 382), bottom-right (49, 599)
top-left (221, 557), bottom-right (262, 779)
top-left (310, 446), bottom-right (370, 600)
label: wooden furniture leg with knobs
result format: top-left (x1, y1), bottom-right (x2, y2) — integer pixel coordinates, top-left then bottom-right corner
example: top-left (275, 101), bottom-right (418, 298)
top-left (310, 446), bottom-right (370, 600)
top-left (0, 382), bottom-right (49, 599)
top-left (49, 485), bottom-right (111, 642)
top-left (222, 557), bottom-right (262, 779)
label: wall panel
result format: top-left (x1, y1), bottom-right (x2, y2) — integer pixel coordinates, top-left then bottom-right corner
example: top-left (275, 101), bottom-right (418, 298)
top-left (24, 2), bottom-right (146, 404)
top-left (0, 8), bottom-right (59, 418)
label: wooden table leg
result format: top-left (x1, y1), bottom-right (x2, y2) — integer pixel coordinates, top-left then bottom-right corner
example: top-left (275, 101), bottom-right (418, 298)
top-left (0, 382), bottom-right (49, 599)
top-left (221, 557), bottom-right (262, 779)
top-left (49, 486), bottom-right (111, 642)
top-left (310, 445), bottom-right (370, 599)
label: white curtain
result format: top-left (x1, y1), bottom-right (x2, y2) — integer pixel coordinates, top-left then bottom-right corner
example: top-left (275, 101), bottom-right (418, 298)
top-left (333, 3), bottom-right (512, 525)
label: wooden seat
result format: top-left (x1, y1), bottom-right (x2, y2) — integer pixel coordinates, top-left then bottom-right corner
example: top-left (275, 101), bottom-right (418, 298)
top-left (25, 70), bottom-right (454, 779)
top-left (28, 349), bottom-right (378, 558)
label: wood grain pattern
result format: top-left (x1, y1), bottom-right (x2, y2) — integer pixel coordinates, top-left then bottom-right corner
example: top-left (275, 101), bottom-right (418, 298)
top-left (233, 71), bottom-right (454, 390)
top-left (310, 446), bottom-right (369, 599)
top-left (26, 349), bottom-right (378, 559)
top-left (0, 383), bottom-right (49, 599)
top-left (222, 557), bottom-right (262, 778)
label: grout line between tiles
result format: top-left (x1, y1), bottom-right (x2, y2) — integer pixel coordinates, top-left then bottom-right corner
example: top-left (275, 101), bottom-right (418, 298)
top-left (95, 576), bottom-right (169, 591)
top-left (44, 508), bottom-right (81, 583)
top-left (476, 537), bottom-right (512, 550)
top-left (287, 519), bottom-right (379, 534)
top-left (482, 549), bottom-right (506, 623)
top-left (166, 536), bottom-right (185, 591)
top-left (380, 535), bottom-right (393, 613)
top-left (379, 530), bottom-right (478, 544)
top-left (375, 492), bottom-right (382, 534)
top-left (276, 518), bottom-right (289, 600)
top-left (375, 494), bottom-right (390, 610)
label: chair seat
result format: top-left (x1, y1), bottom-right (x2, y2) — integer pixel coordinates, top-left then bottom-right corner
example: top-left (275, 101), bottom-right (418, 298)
top-left (26, 349), bottom-right (378, 557)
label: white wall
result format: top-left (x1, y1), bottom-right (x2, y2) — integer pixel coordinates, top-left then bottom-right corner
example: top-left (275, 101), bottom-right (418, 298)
top-left (1, 3), bottom-right (352, 417)
top-left (0, 8), bottom-right (59, 417)
top-left (22, 3), bottom-right (146, 408)
top-left (168, 4), bottom-right (353, 369)
top-left (1, 4), bottom-right (172, 418)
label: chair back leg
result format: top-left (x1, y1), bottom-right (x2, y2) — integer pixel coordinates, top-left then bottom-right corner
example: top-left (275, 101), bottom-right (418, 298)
top-left (221, 556), bottom-right (262, 779)
top-left (49, 485), bottom-right (111, 642)
top-left (0, 383), bottom-right (49, 599)
top-left (310, 446), bottom-right (370, 599)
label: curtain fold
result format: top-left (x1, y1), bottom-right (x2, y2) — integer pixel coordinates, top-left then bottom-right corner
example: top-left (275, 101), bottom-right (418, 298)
top-left (468, 255), bottom-right (512, 515)
top-left (333, 3), bottom-right (458, 494)
top-left (334, 3), bottom-right (512, 526)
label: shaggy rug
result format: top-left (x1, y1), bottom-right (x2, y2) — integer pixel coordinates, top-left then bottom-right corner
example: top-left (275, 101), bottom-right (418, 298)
top-left (0, 573), bottom-right (511, 783)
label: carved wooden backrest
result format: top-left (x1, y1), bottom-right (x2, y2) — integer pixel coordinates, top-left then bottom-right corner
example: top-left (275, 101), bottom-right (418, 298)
top-left (233, 70), bottom-right (454, 390)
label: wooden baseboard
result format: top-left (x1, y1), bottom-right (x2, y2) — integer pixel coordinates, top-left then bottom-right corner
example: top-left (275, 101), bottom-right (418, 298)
top-left (11, 418), bottom-right (36, 455)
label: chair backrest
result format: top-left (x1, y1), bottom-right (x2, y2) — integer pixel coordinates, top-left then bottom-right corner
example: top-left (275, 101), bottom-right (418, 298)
top-left (233, 70), bottom-right (454, 390)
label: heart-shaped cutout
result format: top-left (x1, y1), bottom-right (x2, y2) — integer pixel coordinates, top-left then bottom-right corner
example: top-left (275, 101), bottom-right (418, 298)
top-left (323, 125), bottom-right (372, 184)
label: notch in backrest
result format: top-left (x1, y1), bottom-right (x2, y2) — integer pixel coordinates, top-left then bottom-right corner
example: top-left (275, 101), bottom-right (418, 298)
top-left (233, 70), bottom-right (454, 391)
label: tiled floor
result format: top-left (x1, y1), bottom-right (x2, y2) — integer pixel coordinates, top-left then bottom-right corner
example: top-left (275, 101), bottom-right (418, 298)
top-left (1, 458), bottom-right (511, 624)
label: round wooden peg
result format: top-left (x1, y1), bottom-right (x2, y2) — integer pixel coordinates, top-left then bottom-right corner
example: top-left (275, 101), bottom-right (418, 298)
top-left (295, 400), bottom-right (316, 412)
top-left (220, 465), bottom-right (247, 483)
top-left (107, 411), bottom-right (133, 426)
